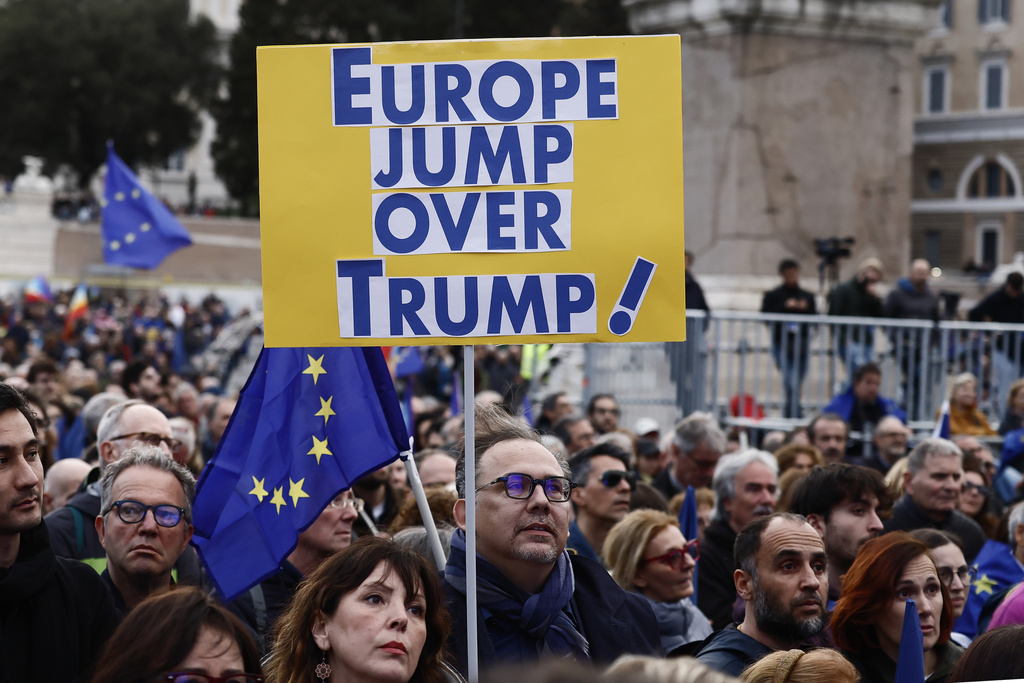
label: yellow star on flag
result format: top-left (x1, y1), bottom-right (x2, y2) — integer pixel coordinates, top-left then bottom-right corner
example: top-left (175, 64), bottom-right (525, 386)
top-left (125, 233), bottom-right (136, 244)
top-left (110, 240), bottom-right (121, 250)
top-left (974, 573), bottom-right (998, 596)
top-left (249, 476), bottom-right (268, 503)
top-left (141, 222), bottom-right (151, 232)
top-left (114, 191), bottom-right (125, 201)
top-left (289, 478), bottom-right (310, 507)
top-left (315, 396), bottom-right (335, 425)
top-left (308, 436), bottom-right (333, 465)
top-left (303, 354), bottom-right (326, 385)
top-left (270, 486), bottom-right (287, 514)
top-left (131, 189), bottom-right (140, 199)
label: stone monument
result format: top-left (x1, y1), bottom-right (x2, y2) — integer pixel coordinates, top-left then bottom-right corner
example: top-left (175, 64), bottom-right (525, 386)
top-left (624, 0), bottom-right (942, 295)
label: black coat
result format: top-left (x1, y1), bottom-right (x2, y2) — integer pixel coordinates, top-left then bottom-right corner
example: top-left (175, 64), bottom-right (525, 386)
top-left (0, 521), bottom-right (122, 683)
top-left (441, 553), bottom-right (661, 676)
top-left (696, 517), bottom-right (738, 630)
top-left (883, 496), bottom-right (986, 563)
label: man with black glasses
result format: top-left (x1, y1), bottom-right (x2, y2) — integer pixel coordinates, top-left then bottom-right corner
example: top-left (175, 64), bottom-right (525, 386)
top-left (442, 403), bottom-right (659, 675)
top-left (45, 399), bottom-right (203, 587)
top-left (566, 443), bottom-right (636, 566)
top-left (0, 382), bottom-right (121, 682)
top-left (96, 446), bottom-right (194, 613)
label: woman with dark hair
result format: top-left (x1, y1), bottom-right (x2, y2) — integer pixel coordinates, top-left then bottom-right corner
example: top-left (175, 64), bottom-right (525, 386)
top-left (89, 586), bottom-right (263, 683)
top-left (948, 624), bottom-right (1024, 682)
top-left (266, 535), bottom-right (452, 683)
top-left (958, 468), bottom-right (999, 540)
top-left (832, 532), bottom-right (963, 683)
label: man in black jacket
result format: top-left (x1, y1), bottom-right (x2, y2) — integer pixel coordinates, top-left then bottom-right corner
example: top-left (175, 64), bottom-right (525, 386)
top-left (883, 438), bottom-right (986, 562)
top-left (442, 403), bottom-right (660, 676)
top-left (0, 382), bottom-right (121, 683)
top-left (761, 259), bottom-right (817, 418)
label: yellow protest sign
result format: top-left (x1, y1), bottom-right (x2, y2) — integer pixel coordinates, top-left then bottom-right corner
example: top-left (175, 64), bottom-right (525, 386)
top-left (258, 35), bottom-right (685, 347)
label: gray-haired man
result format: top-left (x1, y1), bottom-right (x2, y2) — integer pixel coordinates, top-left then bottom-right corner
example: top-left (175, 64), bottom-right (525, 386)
top-left (698, 449), bottom-right (779, 630)
top-left (95, 446), bottom-right (195, 613)
top-left (883, 437), bottom-right (986, 562)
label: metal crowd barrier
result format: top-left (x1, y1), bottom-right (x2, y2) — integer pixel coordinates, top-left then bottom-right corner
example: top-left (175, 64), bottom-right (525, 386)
top-left (581, 310), bottom-right (1024, 436)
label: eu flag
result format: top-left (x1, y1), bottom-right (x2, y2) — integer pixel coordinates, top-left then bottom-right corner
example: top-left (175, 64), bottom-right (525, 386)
top-left (953, 539), bottom-right (1024, 638)
top-left (101, 145), bottom-right (192, 269)
top-left (191, 346), bottom-right (409, 601)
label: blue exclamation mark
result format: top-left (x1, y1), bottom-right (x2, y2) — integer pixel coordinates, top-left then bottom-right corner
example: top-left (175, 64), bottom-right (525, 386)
top-left (608, 257), bottom-right (657, 336)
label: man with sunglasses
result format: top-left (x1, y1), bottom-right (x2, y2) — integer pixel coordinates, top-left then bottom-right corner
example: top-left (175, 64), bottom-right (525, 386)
top-left (0, 382), bottom-right (121, 683)
top-left (566, 443), bottom-right (635, 566)
top-left (96, 446), bottom-right (195, 614)
top-left (443, 404), bottom-right (659, 676)
top-left (45, 399), bottom-right (204, 588)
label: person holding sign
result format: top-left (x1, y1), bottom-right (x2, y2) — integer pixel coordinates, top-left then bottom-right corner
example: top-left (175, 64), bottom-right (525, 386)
top-left (442, 404), bottom-right (660, 675)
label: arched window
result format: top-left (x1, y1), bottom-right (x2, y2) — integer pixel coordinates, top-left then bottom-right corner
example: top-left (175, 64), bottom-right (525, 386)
top-left (967, 160), bottom-right (1016, 197)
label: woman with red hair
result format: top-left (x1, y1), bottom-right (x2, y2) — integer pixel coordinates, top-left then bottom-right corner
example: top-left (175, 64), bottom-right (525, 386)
top-left (831, 532), bottom-right (964, 683)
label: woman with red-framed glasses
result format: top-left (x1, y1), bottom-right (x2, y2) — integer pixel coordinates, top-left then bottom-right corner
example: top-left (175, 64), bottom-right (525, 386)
top-left (603, 509), bottom-right (711, 654)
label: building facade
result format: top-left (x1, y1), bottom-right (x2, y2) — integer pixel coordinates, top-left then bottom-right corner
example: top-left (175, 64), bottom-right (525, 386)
top-left (912, 0), bottom-right (1024, 271)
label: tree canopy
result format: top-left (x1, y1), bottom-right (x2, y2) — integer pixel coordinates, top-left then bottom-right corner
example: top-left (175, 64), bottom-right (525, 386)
top-left (0, 0), bottom-right (220, 182)
top-left (211, 0), bottom-right (629, 215)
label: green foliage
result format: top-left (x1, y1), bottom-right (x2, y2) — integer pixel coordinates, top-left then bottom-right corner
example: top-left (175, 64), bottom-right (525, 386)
top-left (211, 0), bottom-right (630, 216)
top-left (0, 0), bottom-right (220, 182)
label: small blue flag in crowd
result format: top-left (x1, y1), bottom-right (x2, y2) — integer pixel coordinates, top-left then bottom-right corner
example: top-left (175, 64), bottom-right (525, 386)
top-left (101, 145), bottom-right (192, 269)
top-left (894, 599), bottom-right (924, 683)
top-left (450, 369), bottom-right (462, 417)
top-left (932, 401), bottom-right (951, 440)
top-left (678, 485), bottom-right (699, 604)
top-left (191, 346), bottom-right (410, 601)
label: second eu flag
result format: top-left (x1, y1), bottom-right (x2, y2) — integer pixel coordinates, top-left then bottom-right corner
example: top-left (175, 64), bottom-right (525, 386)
top-left (101, 145), bottom-right (192, 269)
top-left (191, 346), bottom-right (409, 601)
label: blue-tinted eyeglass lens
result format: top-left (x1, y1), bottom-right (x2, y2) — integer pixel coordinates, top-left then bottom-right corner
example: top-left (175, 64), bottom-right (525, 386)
top-left (544, 478), bottom-right (567, 499)
top-left (505, 474), bottom-right (528, 497)
top-left (153, 505), bottom-right (182, 526)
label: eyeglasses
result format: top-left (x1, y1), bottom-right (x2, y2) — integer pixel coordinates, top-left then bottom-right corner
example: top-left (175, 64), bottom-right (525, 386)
top-left (329, 493), bottom-right (365, 512)
top-left (963, 481), bottom-right (992, 497)
top-left (593, 407), bottom-right (620, 415)
top-left (644, 540), bottom-right (700, 570)
top-left (109, 431), bottom-right (183, 452)
top-left (477, 473), bottom-right (576, 502)
top-left (937, 565), bottom-right (977, 587)
top-left (599, 470), bottom-right (637, 491)
top-left (104, 499), bottom-right (186, 527)
top-left (161, 674), bottom-right (264, 683)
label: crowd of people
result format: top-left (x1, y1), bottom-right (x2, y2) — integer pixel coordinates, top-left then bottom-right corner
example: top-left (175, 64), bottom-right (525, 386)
top-left (7, 267), bottom-right (1024, 683)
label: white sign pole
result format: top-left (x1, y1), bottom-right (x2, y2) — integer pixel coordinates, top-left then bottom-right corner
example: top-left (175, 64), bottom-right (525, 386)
top-left (463, 344), bottom-right (479, 683)
top-left (404, 438), bottom-right (447, 571)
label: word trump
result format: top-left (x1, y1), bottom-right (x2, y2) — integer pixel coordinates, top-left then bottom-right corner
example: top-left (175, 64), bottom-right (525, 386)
top-left (332, 48), bottom-right (619, 127)
top-left (336, 259), bottom-right (596, 338)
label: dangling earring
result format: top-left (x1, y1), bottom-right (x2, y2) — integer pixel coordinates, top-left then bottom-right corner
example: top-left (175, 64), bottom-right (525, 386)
top-left (316, 649), bottom-right (332, 682)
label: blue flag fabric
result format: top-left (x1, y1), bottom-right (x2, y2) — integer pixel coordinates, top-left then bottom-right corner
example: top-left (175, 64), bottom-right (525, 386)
top-left (393, 346), bottom-right (425, 378)
top-left (932, 401), bottom-right (951, 439)
top-left (678, 485), bottom-right (699, 604)
top-left (894, 598), bottom-right (925, 683)
top-left (191, 346), bottom-right (409, 601)
top-left (521, 391), bottom-right (534, 425)
top-left (101, 146), bottom-right (192, 269)
top-left (450, 369), bottom-right (462, 417)
top-left (953, 539), bottom-right (1024, 638)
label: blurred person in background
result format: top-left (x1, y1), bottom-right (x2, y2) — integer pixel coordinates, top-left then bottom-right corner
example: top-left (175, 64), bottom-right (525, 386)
top-left (604, 509), bottom-right (711, 653)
